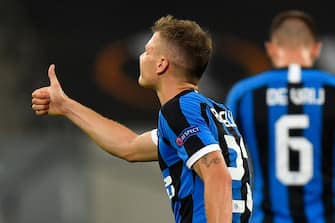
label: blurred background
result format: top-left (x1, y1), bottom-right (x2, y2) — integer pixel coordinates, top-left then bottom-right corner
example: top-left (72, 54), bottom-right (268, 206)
top-left (1, 0), bottom-right (335, 222)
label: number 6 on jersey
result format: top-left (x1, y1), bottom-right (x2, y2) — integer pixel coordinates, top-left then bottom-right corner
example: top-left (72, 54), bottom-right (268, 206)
top-left (275, 114), bottom-right (313, 185)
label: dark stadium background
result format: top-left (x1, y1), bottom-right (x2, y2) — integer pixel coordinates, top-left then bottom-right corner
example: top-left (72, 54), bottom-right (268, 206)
top-left (1, 1), bottom-right (334, 222)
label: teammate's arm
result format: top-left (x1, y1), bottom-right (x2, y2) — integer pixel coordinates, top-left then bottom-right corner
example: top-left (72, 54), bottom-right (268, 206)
top-left (193, 150), bottom-right (232, 223)
top-left (31, 64), bottom-right (158, 162)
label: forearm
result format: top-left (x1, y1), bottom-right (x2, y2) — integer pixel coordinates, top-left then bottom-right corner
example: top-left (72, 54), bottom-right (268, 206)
top-left (204, 174), bottom-right (232, 223)
top-left (62, 97), bottom-right (156, 161)
top-left (32, 65), bottom-right (157, 161)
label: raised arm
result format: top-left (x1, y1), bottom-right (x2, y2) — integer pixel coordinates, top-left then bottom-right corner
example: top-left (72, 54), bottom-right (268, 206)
top-left (31, 64), bottom-right (158, 162)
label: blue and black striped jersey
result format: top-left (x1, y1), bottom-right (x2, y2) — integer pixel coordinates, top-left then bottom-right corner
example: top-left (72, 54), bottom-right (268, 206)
top-left (226, 64), bottom-right (335, 223)
top-left (157, 89), bottom-right (252, 223)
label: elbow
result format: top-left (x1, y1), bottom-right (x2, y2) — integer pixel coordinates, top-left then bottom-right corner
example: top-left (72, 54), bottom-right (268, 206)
top-left (225, 172), bottom-right (232, 187)
top-left (205, 167), bottom-right (232, 187)
top-left (102, 145), bottom-right (139, 162)
top-left (114, 149), bottom-right (139, 163)
top-left (219, 169), bottom-right (232, 186)
top-left (123, 152), bottom-right (139, 163)
top-left (217, 168), bottom-right (233, 188)
top-left (121, 144), bottom-right (143, 162)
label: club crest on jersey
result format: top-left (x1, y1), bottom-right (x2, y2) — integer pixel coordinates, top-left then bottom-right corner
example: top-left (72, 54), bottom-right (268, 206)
top-left (176, 126), bottom-right (200, 146)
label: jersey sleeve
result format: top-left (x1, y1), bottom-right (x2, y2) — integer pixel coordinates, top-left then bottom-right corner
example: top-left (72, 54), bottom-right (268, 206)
top-left (151, 129), bottom-right (158, 146)
top-left (159, 94), bottom-right (221, 169)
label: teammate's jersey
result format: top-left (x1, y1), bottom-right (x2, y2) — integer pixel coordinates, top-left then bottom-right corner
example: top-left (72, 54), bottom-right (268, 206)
top-left (156, 89), bottom-right (252, 223)
top-left (226, 64), bottom-right (335, 223)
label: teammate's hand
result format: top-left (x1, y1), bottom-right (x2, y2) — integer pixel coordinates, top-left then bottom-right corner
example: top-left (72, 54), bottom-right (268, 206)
top-left (31, 64), bottom-right (68, 116)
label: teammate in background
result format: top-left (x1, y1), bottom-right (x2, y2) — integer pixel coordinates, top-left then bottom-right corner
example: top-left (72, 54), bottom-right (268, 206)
top-left (226, 10), bottom-right (335, 223)
top-left (32, 15), bottom-right (252, 223)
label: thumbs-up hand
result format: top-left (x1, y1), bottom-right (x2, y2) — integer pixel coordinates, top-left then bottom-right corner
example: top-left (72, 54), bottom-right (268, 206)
top-left (32, 64), bottom-right (68, 116)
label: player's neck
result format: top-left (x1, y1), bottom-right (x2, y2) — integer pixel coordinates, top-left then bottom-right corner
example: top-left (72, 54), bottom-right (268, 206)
top-left (274, 59), bottom-right (314, 68)
top-left (272, 49), bottom-right (315, 68)
top-left (157, 81), bottom-right (198, 106)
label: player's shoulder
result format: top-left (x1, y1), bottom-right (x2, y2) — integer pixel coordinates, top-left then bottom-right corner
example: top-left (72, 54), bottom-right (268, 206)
top-left (226, 70), bottom-right (277, 100)
top-left (234, 70), bottom-right (279, 89)
top-left (305, 69), bottom-right (335, 85)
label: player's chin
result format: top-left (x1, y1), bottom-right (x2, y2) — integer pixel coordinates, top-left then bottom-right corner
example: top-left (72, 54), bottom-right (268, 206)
top-left (138, 76), bottom-right (148, 88)
top-left (138, 76), bottom-right (155, 89)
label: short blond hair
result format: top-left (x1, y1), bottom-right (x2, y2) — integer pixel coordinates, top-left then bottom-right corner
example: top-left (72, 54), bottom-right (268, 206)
top-left (269, 10), bottom-right (317, 47)
top-left (152, 15), bottom-right (212, 80)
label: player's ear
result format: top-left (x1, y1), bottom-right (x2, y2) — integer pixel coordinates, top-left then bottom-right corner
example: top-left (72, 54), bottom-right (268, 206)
top-left (157, 57), bottom-right (169, 74)
top-left (311, 41), bottom-right (322, 60)
top-left (265, 41), bottom-right (275, 58)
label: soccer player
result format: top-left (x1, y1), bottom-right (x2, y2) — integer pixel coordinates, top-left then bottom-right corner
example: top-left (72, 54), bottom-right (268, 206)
top-left (32, 15), bottom-right (252, 223)
top-left (226, 10), bottom-right (335, 223)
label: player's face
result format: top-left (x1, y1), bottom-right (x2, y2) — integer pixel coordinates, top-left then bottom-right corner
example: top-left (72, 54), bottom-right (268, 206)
top-left (138, 32), bottom-right (163, 89)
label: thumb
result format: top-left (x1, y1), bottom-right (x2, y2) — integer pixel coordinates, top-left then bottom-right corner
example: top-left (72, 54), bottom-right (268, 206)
top-left (48, 64), bottom-right (60, 86)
